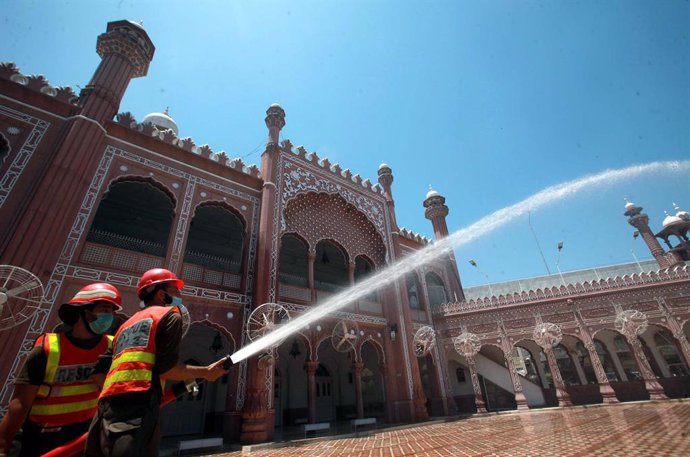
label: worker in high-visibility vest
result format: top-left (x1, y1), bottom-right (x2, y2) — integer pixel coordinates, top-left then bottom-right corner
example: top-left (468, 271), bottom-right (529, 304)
top-left (84, 269), bottom-right (229, 457)
top-left (0, 283), bottom-right (122, 457)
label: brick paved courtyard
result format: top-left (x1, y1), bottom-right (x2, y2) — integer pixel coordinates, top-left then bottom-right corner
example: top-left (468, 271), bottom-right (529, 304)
top-left (222, 401), bottom-right (689, 456)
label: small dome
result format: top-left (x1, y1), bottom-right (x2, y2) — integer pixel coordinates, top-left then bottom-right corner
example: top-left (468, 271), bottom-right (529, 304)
top-left (673, 203), bottom-right (690, 221)
top-left (624, 201), bottom-right (636, 211)
top-left (379, 162), bottom-right (390, 170)
top-left (269, 102), bottom-right (282, 108)
top-left (142, 110), bottom-right (179, 135)
top-left (662, 213), bottom-right (684, 228)
top-left (426, 186), bottom-right (440, 199)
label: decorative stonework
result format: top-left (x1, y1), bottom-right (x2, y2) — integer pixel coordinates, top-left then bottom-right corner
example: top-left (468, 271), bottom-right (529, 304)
top-left (283, 192), bottom-right (386, 265)
top-left (453, 332), bottom-right (482, 357)
top-left (533, 322), bottom-right (563, 348)
top-left (442, 266), bottom-right (690, 314)
top-left (615, 309), bottom-right (648, 338)
top-left (1, 62), bottom-right (78, 104)
top-left (114, 112), bottom-right (262, 180)
top-left (281, 159), bottom-right (387, 238)
top-left (96, 21), bottom-right (155, 78)
top-left (0, 104), bottom-right (50, 208)
top-left (0, 144), bottom-right (260, 413)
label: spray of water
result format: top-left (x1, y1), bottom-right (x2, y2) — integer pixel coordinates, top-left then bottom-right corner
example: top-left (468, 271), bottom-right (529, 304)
top-left (231, 160), bottom-right (690, 364)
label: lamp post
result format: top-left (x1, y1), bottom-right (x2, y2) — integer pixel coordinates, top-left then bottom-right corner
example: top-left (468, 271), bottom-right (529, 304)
top-left (631, 230), bottom-right (644, 273)
top-left (555, 241), bottom-right (566, 286)
top-left (469, 260), bottom-right (494, 298)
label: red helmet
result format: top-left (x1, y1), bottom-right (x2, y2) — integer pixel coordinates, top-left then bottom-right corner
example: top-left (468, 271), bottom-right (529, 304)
top-left (137, 268), bottom-right (184, 299)
top-left (58, 283), bottom-right (123, 324)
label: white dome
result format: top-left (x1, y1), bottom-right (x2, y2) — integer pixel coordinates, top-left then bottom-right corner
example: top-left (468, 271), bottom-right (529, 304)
top-left (379, 162), bottom-right (390, 170)
top-left (624, 201), bottom-right (636, 211)
top-left (426, 187), bottom-right (440, 199)
top-left (662, 214), bottom-right (683, 228)
top-left (673, 203), bottom-right (689, 221)
top-left (142, 111), bottom-right (179, 135)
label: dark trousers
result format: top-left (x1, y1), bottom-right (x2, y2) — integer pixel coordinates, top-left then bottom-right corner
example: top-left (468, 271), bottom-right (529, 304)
top-left (14, 420), bottom-right (89, 457)
top-left (85, 394), bottom-right (160, 457)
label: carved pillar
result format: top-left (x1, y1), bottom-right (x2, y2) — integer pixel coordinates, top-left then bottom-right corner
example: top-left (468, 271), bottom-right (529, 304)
top-left (496, 323), bottom-right (528, 410)
top-left (307, 250), bottom-right (316, 303)
top-left (533, 322), bottom-right (572, 407)
top-left (657, 298), bottom-right (690, 370)
top-left (615, 310), bottom-right (668, 400)
top-left (353, 362), bottom-right (364, 418)
top-left (453, 333), bottom-right (487, 413)
top-left (544, 346), bottom-right (573, 407)
top-left (241, 104), bottom-right (285, 443)
top-left (348, 262), bottom-right (356, 286)
top-left (305, 360), bottom-right (318, 423)
top-left (503, 347), bottom-right (529, 410)
top-left (583, 340), bottom-right (618, 403)
top-left (466, 355), bottom-right (487, 413)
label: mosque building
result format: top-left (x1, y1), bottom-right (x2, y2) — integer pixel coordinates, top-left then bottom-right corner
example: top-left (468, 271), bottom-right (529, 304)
top-left (0, 20), bottom-right (688, 445)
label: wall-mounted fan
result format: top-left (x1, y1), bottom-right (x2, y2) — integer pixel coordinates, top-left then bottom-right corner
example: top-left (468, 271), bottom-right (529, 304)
top-left (246, 302), bottom-right (291, 349)
top-left (0, 265), bottom-right (45, 332)
top-left (413, 325), bottom-right (436, 357)
top-left (331, 319), bottom-right (359, 352)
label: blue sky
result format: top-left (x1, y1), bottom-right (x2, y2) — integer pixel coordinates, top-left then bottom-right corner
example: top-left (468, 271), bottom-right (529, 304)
top-left (2, 1), bottom-right (689, 288)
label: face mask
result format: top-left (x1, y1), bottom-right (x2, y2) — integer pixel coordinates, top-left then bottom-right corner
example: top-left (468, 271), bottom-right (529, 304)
top-left (171, 296), bottom-right (184, 307)
top-left (88, 313), bottom-right (114, 335)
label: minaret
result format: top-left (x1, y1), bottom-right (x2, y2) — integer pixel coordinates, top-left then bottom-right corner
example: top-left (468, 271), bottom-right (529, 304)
top-left (80, 20), bottom-right (155, 124)
top-left (377, 163), bottom-right (430, 421)
top-left (624, 200), bottom-right (682, 269)
top-left (1, 20), bottom-right (155, 270)
top-left (0, 20), bottom-right (156, 412)
top-left (424, 187), bottom-right (465, 300)
top-left (242, 103), bottom-right (286, 444)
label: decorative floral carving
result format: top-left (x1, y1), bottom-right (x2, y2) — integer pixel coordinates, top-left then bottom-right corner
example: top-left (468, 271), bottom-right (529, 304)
top-left (453, 332), bottom-right (482, 357)
top-left (197, 144), bottom-right (213, 159)
top-left (615, 309), bottom-right (648, 338)
top-left (533, 322), bottom-right (563, 348)
top-left (116, 112), bottom-right (137, 128)
top-left (281, 160), bottom-right (386, 239)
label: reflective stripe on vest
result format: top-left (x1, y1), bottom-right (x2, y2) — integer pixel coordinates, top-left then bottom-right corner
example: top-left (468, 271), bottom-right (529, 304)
top-left (29, 333), bottom-right (110, 427)
top-left (100, 306), bottom-right (178, 399)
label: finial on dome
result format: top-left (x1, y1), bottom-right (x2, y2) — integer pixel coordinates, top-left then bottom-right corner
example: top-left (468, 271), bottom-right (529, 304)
top-left (164, 106), bottom-right (170, 115)
top-left (426, 185), bottom-right (440, 199)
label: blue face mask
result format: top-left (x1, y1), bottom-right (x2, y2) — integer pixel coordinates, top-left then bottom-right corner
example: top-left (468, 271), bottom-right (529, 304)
top-left (172, 296), bottom-right (184, 307)
top-left (88, 313), bottom-right (114, 335)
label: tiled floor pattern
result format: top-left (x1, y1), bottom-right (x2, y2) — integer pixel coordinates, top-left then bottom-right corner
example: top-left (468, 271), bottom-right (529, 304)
top-left (221, 401), bottom-right (690, 456)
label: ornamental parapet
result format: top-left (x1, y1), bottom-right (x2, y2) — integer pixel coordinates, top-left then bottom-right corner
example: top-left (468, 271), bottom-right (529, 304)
top-left (398, 227), bottom-right (431, 245)
top-left (442, 265), bottom-right (690, 316)
top-left (114, 112), bottom-right (262, 179)
top-left (278, 139), bottom-right (385, 198)
top-left (0, 62), bottom-right (78, 104)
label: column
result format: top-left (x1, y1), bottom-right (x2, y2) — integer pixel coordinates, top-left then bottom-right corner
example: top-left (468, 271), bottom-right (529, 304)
top-left (307, 250), bottom-right (316, 303)
top-left (353, 362), bottom-right (364, 418)
top-left (583, 341), bottom-right (618, 403)
top-left (305, 360), bottom-right (318, 423)
top-left (466, 356), bottom-right (487, 413)
top-left (542, 346), bottom-right (573, 407)
top-left (379, 363), bottom-right (393, 422)
top-left (624, 335), bottom-right (668, 400)
top-left (503, 347), bottom-right (529, 410)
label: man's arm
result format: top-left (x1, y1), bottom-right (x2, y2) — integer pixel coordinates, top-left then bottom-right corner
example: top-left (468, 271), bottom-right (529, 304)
top-left (0, 384), bottom-right (39, 454)
top-left (160, 358), bottom-right (228, 382)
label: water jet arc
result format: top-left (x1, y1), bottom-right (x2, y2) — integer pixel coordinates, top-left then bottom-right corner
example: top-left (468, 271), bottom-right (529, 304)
top-left (231, 160), bottom-right (690, 364)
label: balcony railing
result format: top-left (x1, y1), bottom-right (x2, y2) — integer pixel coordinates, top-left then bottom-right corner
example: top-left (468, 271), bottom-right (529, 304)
top-left (86, 229), bottom-right (166, 257)
top-left (80, 242), bottom-right (164, 274)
